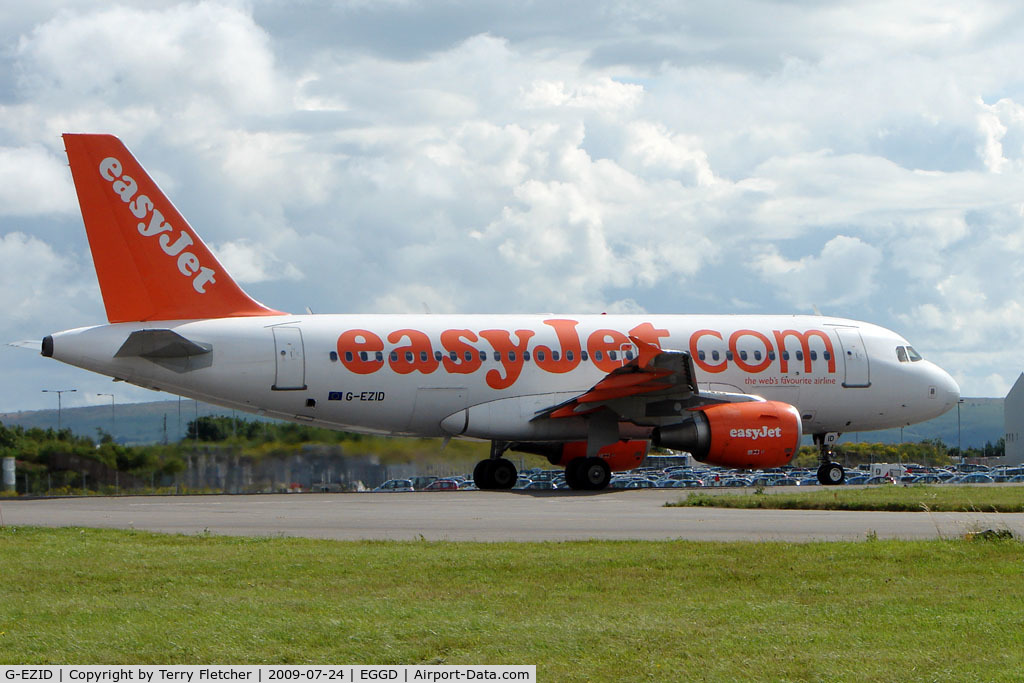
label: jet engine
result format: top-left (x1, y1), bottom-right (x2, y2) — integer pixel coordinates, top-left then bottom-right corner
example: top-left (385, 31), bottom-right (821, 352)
top-left (652, 401), bottom-right (802, 469)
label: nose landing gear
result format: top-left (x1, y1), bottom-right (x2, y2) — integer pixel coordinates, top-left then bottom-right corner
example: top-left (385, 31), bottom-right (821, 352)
top-left (814, 432), bottom-right (845, 485)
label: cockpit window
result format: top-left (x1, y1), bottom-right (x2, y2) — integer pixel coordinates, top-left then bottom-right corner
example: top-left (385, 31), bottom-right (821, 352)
top-left (896, 346), bottom-right (908, 363)
top-left (906, 346), bottom-right (923, 362)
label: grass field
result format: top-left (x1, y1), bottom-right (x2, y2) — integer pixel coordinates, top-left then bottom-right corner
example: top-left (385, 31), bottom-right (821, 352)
top-left (2, 527), bottom-right (1023, 681)
top-left (668, 484), bottom-right (1024, 512)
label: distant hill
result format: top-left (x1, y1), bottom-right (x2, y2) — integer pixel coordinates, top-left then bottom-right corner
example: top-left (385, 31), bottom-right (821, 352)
top-left (0, 397), bottom-right (1005, 449)
top-left (837, 397), bottom-right (1003, 449)
top-left (0, 399), bottom-right (268, 445)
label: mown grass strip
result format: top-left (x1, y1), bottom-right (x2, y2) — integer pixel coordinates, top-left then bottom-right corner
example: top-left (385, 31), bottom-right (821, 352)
top-left (667, 485), bottom-right (1024, 512)
top-left (1, 527), bottom-right (1023, 682)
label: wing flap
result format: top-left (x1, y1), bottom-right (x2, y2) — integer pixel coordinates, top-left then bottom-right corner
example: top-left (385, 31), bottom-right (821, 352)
top-left (534, 335), bottom-right (761, 425)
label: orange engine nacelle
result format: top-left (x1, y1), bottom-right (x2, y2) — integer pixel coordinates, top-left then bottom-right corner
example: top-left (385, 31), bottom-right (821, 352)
top-left (652, 401), bottom-right (802, 469)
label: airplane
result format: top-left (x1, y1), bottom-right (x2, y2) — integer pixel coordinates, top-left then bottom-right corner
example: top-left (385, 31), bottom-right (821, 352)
top-left (36, 133), bottom-right (961, 490)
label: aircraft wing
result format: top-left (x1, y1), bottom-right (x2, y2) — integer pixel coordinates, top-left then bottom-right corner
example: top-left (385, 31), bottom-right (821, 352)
top-left (534, 335), bottom-right (760, 425)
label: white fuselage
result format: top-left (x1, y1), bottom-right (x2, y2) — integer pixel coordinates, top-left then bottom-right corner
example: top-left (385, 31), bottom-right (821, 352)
top-left (47, 314), bottom-right (960, 442)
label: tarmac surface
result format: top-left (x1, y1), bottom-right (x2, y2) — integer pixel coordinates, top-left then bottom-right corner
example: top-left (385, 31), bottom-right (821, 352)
top-left (3, 489), bottom-right (1023, 541)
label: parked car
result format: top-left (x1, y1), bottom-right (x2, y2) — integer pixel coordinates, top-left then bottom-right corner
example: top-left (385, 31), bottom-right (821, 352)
top-left (373, 479), bottom-right (414, 492)
top-left (422, 479), bottom-right (459, 491)
top-left (863, 476), bottom-right (896, 485)
top-left (953, 473), bottom-right (995, 484)
top-left (910, 475), bottom-right (944, 484)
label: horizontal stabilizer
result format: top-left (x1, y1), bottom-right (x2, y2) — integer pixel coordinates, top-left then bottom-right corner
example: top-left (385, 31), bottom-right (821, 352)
top-left (115, 329), bottom-right (212, 359)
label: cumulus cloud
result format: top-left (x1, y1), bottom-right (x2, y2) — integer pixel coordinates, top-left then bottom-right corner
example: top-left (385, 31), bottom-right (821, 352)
top-left (0, 145), bottom-right (76, 215)
top-left (753, 236), bottom-right (884, 310)
top-left (0, 231), bottom-right (96, 324)
top-left (211, 239), bottom-right (303, 284)
top-left (3, 0), bottom-right (1024, 408)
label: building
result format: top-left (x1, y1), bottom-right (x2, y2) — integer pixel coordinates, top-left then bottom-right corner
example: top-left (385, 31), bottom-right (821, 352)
top-left (1003, 374), bottom-right (1024, 465)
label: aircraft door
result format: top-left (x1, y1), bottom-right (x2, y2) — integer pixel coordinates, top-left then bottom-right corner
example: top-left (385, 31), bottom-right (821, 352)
top-left (272, 326), bottom-right (307, 390)
top-left (834, 327), bottom-right (870, 388)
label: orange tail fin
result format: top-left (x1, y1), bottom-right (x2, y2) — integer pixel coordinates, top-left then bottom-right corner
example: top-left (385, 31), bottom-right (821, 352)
top-left (63, 133), bottom-right (284, 322)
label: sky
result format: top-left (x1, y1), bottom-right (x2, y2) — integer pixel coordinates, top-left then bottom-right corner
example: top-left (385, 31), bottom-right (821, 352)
top-left (1, 0), bottom-right (1023, 412)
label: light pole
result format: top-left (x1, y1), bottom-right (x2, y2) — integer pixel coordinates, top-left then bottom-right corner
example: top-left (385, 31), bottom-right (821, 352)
top-left (957, 398), bottom-right (965, 468)
top-left (42, 389), bottom-right (77, 432)
top-left (97, 393), bottom-right (115, 440)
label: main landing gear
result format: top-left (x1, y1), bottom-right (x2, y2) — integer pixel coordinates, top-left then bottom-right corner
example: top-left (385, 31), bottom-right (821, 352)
top-left (814, 432), bottom-right (844, 485)
top-left (473, 441), bottom-right (518, 490)
top-left (473, 442), bottom-right (614, 491)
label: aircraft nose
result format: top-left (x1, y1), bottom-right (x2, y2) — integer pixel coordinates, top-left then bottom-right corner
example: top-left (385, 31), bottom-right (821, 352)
top-left (932, 365), bottom-right (960, 412)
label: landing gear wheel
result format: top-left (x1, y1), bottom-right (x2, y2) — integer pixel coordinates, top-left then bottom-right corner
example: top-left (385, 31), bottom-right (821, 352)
top-left (473, 459), bottom-right (496, 489)
top-left (491, 458), bottom-right (518, 489)
top-left (565, 458), bottom-right (586, 490)
top-left (580, 457), bottom-right (611, 491)
top-left (817, 462), bottom-right (844, 485)
top-left (474, 458), bottom-right (518, 489)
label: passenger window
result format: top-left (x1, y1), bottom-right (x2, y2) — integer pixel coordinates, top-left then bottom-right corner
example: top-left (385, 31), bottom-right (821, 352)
top-left (330, 351), bottom-right (338, 362)
top-left (896, 346), bottom-right (908, 363)
top-left (420, 351), bottom-right (428, 362)
top-left (711, 350), bottom-right (720, 361)
top-left (434, 351), bottom-right (443, 361)
top-left (464, 351), bottom-right (473, 361)
top-left (625, 349), bottom-right (634, 360)
top-left (823, 351), bottom-right (831, 361)
top-left (782, 351), bottom-right (790, 361)
top-left (479, 351), bottom-right (487, 362)
top-left (360, 351), bottom-right (368, 361)
top-left (345, 351), bottom-right (354, 362)
top-left (769, 351), bottom-right (776, 361)
top-left (375, 351), bottom-right (384, 362)
top-left (796, 351), bottom-right (803, 361)
top-left (698, 350), bottom-right (706, 361)
top-left (405, 352), bottom-right (414, 362)
top-left (536, 350), bottom-right (546, 362)
top-left (739, 351), bottom-right (748, 361)
top-left (810, 350), bottom-right (817, 361)
top-left (390, 351), bottom-right (399, 362)
top-left (726, 351), bottom-right (734, 361)
top-left (609, 350), bottom-right (618, 361)
top-left (553, 350), bottom-right (561, 361)
top-left (493, 351), bottom-right (500, 361)
top-left (523, 351), bottom-right (531, 361)
top-left (509, 351), bottom-right (517, 361)
top-left (567, 350), bottom-right (575, 361)
top-left (581, 350), bottom-right (589, 361)
top-left (595, 350), bottom-right (603, 361)
top-left (753, 350), bottom-right (761, 361)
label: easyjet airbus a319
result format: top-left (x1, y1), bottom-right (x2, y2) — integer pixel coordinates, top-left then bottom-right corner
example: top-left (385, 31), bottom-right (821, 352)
top-left (39, 134), bottom-right (960, 490)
